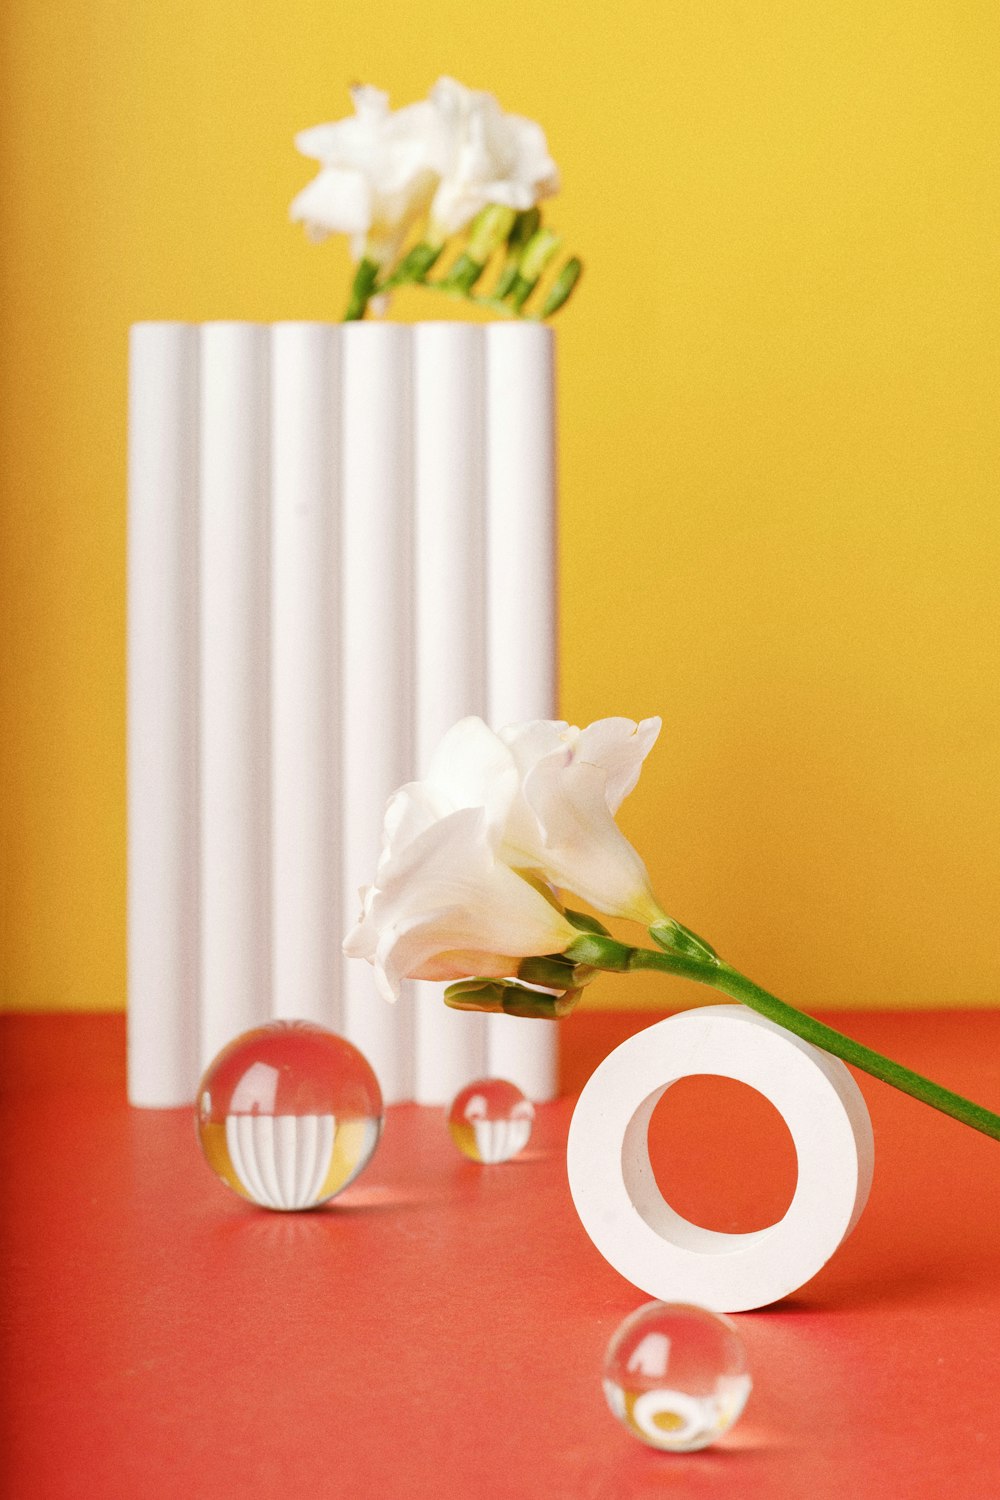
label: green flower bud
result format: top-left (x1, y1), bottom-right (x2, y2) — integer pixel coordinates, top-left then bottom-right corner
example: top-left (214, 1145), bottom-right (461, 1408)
top-left (517, 955), bottom-right (578, 988)
top-left (509, 207), bottom-right (542, 252)
top-left (504, 228), bottom-right (562, 312)
top-left (444, 980), bottom-right (512, 1012)
top-left (381, 242), bottom-right (443, 289)
top-left (649, 919), bottom-right (720, 965)
top-left (466, 204), bottom-right (519, 262)
top-left (439, 205), bottom-right (519, 293)
top-left (517, 954), bottom-right (598, 989)
top-left (438, 253), bottom-right (485, 293)
top-left (563, 933), bottom-right (637, 971)
top-left (444, 978), bottom-right (582, 1019)
top-left (492, 208), bottom-right (544, 297)
top-left (518, 227), bottom-right (561, 282)
top-left (539, 257), bottom-right (583, 318)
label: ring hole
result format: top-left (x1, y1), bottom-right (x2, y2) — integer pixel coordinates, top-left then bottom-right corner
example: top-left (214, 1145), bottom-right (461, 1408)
top-left (648, 1075), bottom-right (798, 1233)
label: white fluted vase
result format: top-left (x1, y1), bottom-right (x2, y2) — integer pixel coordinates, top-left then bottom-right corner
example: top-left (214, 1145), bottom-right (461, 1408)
top-left (127, 321), bottom-right (559, 1107)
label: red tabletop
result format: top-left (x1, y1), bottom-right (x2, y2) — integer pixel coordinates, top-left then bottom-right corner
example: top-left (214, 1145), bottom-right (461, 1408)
top-left (2, 1010), bottom-right (999, 1499)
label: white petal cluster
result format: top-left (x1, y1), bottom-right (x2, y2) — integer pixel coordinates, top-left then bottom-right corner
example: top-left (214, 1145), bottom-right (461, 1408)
top-left (343, 716), bottom-right (664, 1002)
top-left (424, 77), bottom-right (559, 239)
top-left (290, 77), bottom-right (559, 264)
top-left (290, 85), bottom-right (438, 263)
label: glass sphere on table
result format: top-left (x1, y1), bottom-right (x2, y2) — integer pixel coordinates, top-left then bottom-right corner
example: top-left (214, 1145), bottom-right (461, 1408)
top-left (447, 1078), bottom-right (535, 1163)
top-left (196, 1021), bottom-right (383, 1210)
top-left (602, 1301), bottom-right (751, 1452)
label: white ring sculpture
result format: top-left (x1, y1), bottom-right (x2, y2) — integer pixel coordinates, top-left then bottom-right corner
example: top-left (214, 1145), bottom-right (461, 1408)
top-left (567, 1005), bottom-right (874, 1313)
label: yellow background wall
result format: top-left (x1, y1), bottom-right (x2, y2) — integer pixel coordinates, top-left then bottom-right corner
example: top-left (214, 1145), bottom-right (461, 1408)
top-left (1, 1), bottom-right (997, 1013)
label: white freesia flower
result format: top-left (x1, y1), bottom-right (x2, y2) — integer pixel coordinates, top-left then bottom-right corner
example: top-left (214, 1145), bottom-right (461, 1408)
top-left (499, 716), bottom-right (665, 925)
top-left (343, 805), bottom-right (578, 1003)
top-left (343, 715), bottom-right (665, 1001)
top-left (290, 84), bottom-right (437, 263)
top-left (425, 76), bottom-right (560, 238)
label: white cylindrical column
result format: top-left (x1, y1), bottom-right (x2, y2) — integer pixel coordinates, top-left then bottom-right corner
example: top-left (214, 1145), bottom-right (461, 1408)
top-left (126, 323), bottom-right (201, 1106)
top-left (340, 324), bottom-right (414, 1103)
top-left (199, 323), bottom-right (272, 1070)
top-left (412, 324), bottom-right (489, 1103)
top-left (484, 324), bottom-right (559, 1100)
top-left (270, 323), bottom-right (341, 1028)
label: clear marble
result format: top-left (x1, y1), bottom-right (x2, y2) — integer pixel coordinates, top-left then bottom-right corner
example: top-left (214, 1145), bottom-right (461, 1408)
top-left (196, 1021), bottom-right (383, 1210)
top-left (602, 1301), bottom-right (752, 1451)
top-left (447, 1078), bottom-right (535, 1163)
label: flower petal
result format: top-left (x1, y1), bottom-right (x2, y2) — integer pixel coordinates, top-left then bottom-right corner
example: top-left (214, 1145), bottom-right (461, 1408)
top-left (425, 76), bottom-right (561, 237)
top-left (518, 757), bottom-right (663, 924)
top-left (372, 909), bottom-right (522, 1002)
top-left (292, 89), bottom-right (438, 260)
top-left (345, 804), bottom-right (578, 1000)
top-left (289, 167), bottom-right (372, 236)
top-left (424, 716), bottom-right (518, 835)
top-left (572, 716), bottom-right (662, 812)
top-left (379, 781), bottom-right (447, 862)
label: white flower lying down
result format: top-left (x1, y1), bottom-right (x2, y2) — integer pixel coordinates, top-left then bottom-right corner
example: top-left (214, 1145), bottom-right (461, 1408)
top-left (343, 715), bottom-right (664, 1003)
top-left (342, 714), bottom-right (1000, 1148)
top-left (346, 717), bottom-right (1000, 1147)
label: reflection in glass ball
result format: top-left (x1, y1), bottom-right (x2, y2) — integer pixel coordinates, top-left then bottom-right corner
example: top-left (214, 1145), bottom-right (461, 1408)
top-left (196, 1022), bottom-right (383, 1210)
top-left (602, 1301), bottom-right (751, 1451)
top-left (447, 1078), bottom-right (535, 1163)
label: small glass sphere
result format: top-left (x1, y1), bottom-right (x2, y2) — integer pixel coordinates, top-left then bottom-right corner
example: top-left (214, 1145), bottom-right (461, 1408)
top-left (196, 1021), bottom-right (383, 1210)
top-left (602, 1302), bottom-right (751, 1452)
top-left (447, 1078), bottom-right (535, 1163)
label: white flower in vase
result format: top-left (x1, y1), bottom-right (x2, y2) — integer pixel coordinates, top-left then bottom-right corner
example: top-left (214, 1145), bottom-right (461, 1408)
top-left (425, 75), bottom-right (561, 240)
top-left (290, 84), bottom-right (437, 266)
top-left (291, 76), bottom-right (580, 320)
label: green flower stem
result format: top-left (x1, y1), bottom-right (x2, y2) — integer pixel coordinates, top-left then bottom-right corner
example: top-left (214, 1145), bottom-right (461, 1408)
top-left (621, 943), bottom-right (1000, 1144)
top-left (344, 257), bottom-right (380, 321)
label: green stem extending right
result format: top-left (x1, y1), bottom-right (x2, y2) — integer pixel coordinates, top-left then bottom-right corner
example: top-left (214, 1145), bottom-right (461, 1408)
top-left (447, 932), bottom-right (1000, 1143)
top-left (621, 941), bottom-right (1000, 1143)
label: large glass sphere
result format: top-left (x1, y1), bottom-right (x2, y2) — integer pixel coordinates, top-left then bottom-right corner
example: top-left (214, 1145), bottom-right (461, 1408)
top-left (602, 1301), bottom-right (751, 1451)
top-left (196, 1021), bottom-right (383, 1210)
